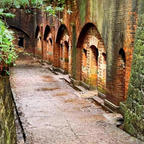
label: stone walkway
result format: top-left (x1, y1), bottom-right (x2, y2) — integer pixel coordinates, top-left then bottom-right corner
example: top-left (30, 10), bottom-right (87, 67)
top-left (10, 55), bottom-right (143, 144)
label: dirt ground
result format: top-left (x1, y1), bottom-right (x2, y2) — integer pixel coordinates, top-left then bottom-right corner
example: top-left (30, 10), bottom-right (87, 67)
top-left (10, 55), bottom-right (143, 144)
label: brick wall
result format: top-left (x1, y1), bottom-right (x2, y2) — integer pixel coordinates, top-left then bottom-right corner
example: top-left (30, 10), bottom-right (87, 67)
top-left (6, 0), bottom-right (139, 107)
top-left (76, 23), bottom-right (106, 90)
top-left (0, 76), bottom-right (16, 144)
top-left (53, 24), bottom-right (72, 73)
top-left (105, 0), bottom-right (137, 106)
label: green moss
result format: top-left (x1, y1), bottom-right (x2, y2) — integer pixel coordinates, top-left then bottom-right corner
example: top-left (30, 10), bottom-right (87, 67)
top-left (72, 24), bottom-right (77, 78)
top-left (120, 13), bottom-right (144, 141)
top-left (98, 86), bottom-right (106, 94)
top-left (0, 77), bottom-right (16, 144)
top-left (79, 0), bottom-right (86, 25)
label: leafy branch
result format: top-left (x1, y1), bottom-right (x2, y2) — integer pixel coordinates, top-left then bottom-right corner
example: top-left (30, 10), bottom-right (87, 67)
top-left (0, 11), bottom-right (18, 68)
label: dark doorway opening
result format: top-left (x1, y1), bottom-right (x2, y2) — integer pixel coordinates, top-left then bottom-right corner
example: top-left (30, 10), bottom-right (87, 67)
top-left (49, 38), bottom-right (53, 45)
top-left (18, 37), bottom-right (24, 47)
top-left (90, 45), bottom-right (99, 66)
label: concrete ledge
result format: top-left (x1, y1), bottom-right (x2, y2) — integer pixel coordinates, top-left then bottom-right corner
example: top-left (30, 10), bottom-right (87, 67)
top-left (104, 99), bottom-right (119, 112)
top-left (98, 91), bottom-right (106, 99)
top-left (52, 67), bottom-right (68, 74)
top-left (70, 78), bottom-right (80, 85)
top-left (79, 81), bottom-right (90, 90)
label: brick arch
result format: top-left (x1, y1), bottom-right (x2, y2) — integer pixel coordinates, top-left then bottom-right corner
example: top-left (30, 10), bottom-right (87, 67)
top-left (77, 23), bottom-right (104, 49)
top-left (76, 23), bottom-right (106, 91)
top-left (35, 25), bottom-right (42, 57)
top-left (43, 25), bottom-right (53, 62)
top-left (9, 26), bottom-right (30, 38)
top-left (112, 48), bottom-right (126, 105)
top-left (54, 24), bottom-right (71, 73)
top-left (56, 24), bottom-right (69, 43)
top-left (9, 26), bottom-right (30, 50)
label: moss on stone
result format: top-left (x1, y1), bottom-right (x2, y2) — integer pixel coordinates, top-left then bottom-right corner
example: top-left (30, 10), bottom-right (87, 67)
top-left (120, 12), bottom-right (144, 141)
top-left (72, 24), bottom-right (77, 79)
top-left (79, 0), bottom-right (86, 25)
top-left (0, 76), bottom-right (16, 144)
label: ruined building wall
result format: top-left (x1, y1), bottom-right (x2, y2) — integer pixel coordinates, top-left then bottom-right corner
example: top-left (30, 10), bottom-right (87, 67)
top-left (0, 77), bottom-right (16, 144)
top-left (5, 0), bottom-right (144, 140)
top-left (7, 9), bottom-right (43, 54)
top-left (103, 0), bottom-right (138, 106)
top-left (120, 0), bottom-right (144, 141)
top-left (61, 0), bottom-right (137, 106)
top-left (6, 0), bottom-right (138, 107)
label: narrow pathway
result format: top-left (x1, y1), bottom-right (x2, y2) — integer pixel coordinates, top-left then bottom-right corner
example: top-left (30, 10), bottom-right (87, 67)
top-left (10, 55), bottom-right (143, 144)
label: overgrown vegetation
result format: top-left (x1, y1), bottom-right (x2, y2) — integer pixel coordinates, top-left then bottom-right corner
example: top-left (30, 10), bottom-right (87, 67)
top-left (0, 0), bottom-right (72, 16)
top-left (0, 0), bottom-right (71, 73)
top-left (0, 0), bottom-right (66, 8)
top-left (0, 9), bottom-right (17, 70)
top-left (0, 0), bottom-right (43, 8)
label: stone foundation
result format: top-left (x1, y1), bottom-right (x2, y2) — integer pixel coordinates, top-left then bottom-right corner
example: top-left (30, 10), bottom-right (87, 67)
top-left (0, 76), bottom-right (16, 144)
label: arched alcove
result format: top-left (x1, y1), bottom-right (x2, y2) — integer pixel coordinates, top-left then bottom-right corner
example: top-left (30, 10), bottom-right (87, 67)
top-left (9, 26), bottom-right (30, 49)
top-left (76, 23), bottom-right (106, 90)
top-left (18, 37), bottom-right (24, 47)
top-left (89, 45), bottom-right (99, 87)
top-left (44, 25), bottom-right (51, 40)
top-left (55, 24), bottom-right (71, 73)
top-left (35, 26), bottom-right (40, 39)
top-left (35, 26), bottom-right (42, 57)
top-left (119, 48), bottom-right (126, 63)
top-left (102, 53), bottom-right (106, 63)
top-left (114, 48), bottom-right (126, 105)
top-left (43, 25), bottom-right (53, 62)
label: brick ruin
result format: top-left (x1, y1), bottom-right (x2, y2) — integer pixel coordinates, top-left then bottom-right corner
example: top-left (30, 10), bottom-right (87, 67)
top-left (76, 23), bottom-right (106, 91)
top-left (6, 0), bottom-right (144, 141)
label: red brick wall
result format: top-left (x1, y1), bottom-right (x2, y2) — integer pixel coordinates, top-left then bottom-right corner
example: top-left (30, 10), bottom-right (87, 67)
top-left (7, 0), bottom-right (138, 107)
top-left (76, 23), bottom-right (106, 90)
top-left (53, 24), bottom-right (72, 73)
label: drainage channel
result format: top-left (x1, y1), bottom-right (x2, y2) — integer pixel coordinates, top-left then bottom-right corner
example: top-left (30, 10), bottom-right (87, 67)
top-left (10, 87), bottom-right (26, 143)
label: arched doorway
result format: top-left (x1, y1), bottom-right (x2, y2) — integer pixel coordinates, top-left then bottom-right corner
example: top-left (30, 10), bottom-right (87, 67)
top-left (43, 25), bottom-right (53, 62)
top-left (115, 48), bottom-right (126, 105)
top-left (9, 26), bottom-right (30, 50)
top-left (89, 46), bottom-right (99, 87)
top-left (55, 24), bottom-right (71, 73)
top-left (35, 26), bottom-right (42, 57)
top-left (81, 45), bottom-right (99, 88)
top-left (76, 23), bottom-right (106, 90)
top-left (18, 37), bottom-right (24, 47)
top-left (43, 25), bottom-right (53, 63)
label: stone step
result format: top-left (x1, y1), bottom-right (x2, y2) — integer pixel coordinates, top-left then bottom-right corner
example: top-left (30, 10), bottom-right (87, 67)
top-left (75, 85), bottom-right (87, 92)
top-left (80, 90), bottom-right (98, 98)
top-left (91, 96), bottom-right (114, 113)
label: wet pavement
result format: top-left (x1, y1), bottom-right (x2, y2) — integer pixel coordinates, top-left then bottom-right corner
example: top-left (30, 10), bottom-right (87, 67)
top-left (10, 55), bottom-right (143, 144)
